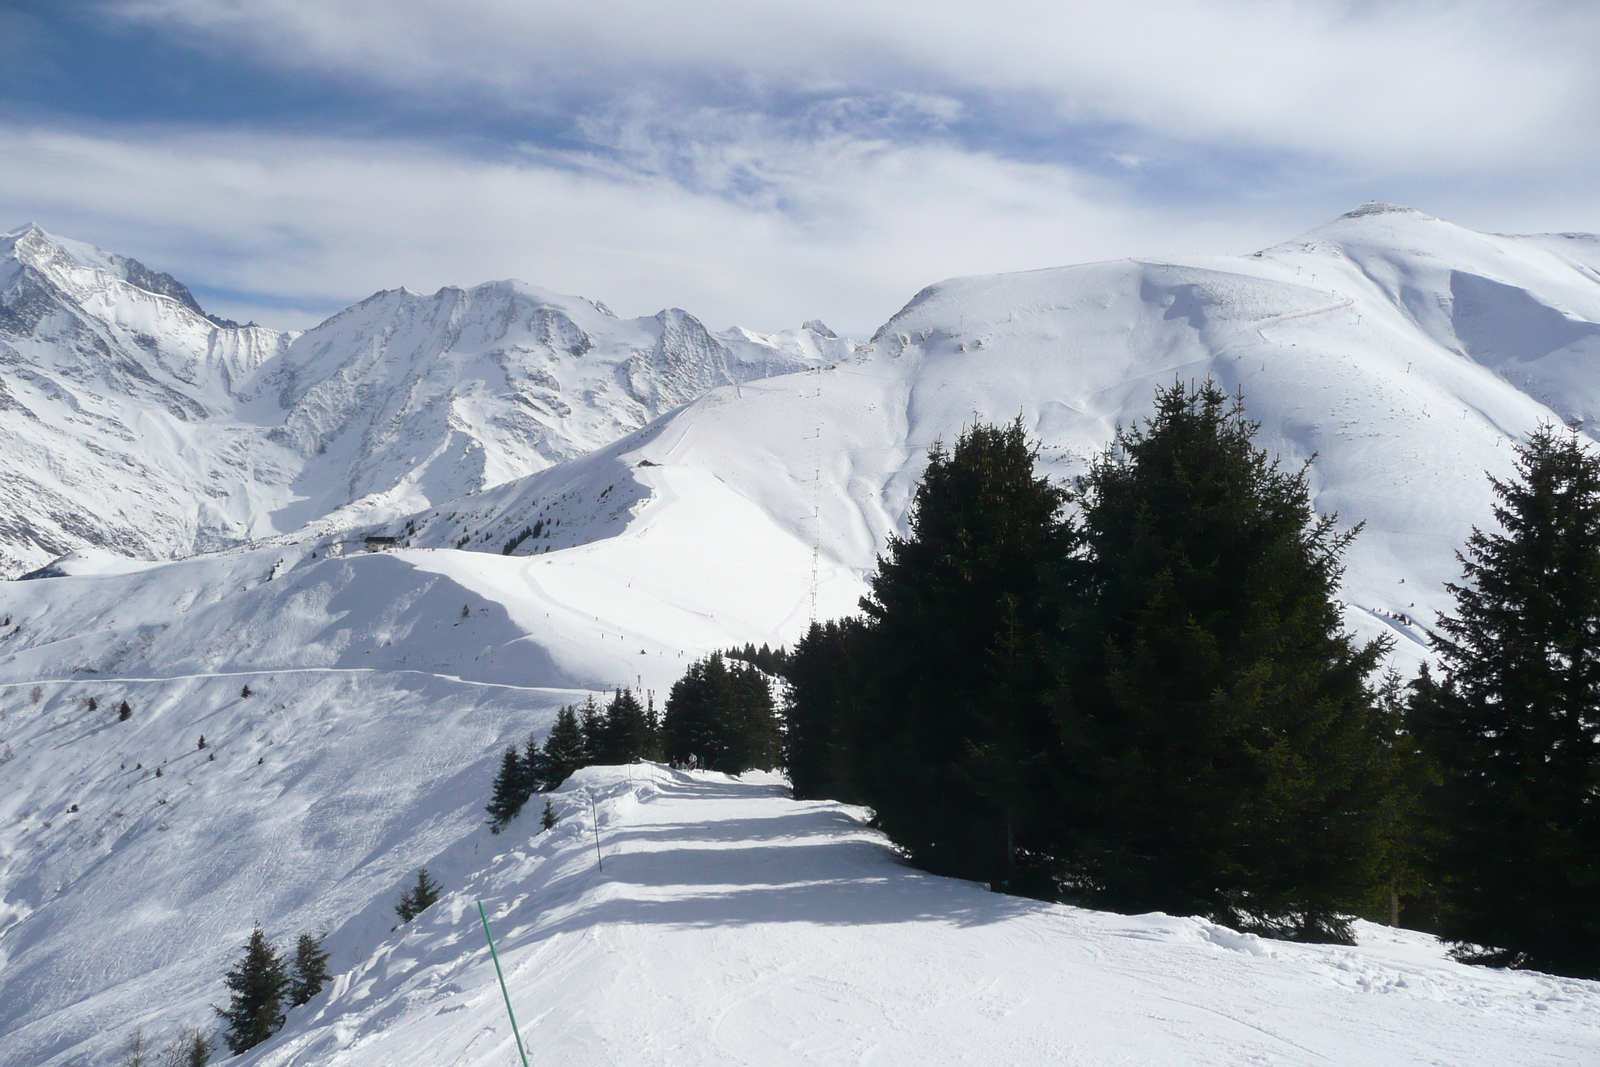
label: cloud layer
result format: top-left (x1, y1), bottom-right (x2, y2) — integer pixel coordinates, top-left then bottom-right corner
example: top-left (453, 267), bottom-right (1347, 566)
top-left (0, 1), bottom-right (1593, 332)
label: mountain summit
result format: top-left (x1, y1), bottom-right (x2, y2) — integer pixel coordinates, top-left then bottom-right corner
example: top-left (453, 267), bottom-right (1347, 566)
top-left (0, 227), bottom-right (850, 576)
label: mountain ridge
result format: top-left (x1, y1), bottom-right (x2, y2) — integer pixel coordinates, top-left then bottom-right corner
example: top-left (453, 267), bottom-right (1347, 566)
top-left (0, 225), bottom-right (850, 577)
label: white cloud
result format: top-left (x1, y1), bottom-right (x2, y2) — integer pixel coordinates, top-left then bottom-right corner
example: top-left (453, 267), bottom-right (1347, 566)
top-left (0, 119), bottom-right (1301, 334)
top-left (107, 0), bottom-right (1600, 170)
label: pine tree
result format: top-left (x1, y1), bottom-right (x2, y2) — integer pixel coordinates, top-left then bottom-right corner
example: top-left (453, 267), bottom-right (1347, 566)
top-left (395, 868), bottom-right (443, 924)
top-left (118, 700), bottom-right (132, 721)
top-left (542, 706), bottom-right (587, 787)
top-left (853, 418), bottom-right (1071, 887)
top-left (662, 654), bottom-right (778, 773)
top-left (602, 688), bottom-right (658, 763)
top-left (485, 746), bottom-right (527, 832)
top-left (215, 927), bottom-right (289, 1054)
top-left (1055, 380), bottom-right (1395, 940)
top-left (578, 695), bottom-right (607, 761)
top-left (1411, 425), bottom-right (1600, 976)
top-left (519, 732), bottom-right (551, 797)
top-left (290, 933), bottom-right (331, 1006)
top-left (663, 654), bottom-right (732, 768)
top-left (783, 619), bottom-right (869, 800)
top-left (541, 799), bottom-right (558, 830)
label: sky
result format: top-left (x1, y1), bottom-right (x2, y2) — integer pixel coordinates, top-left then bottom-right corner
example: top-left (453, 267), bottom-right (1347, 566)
top-left (1, 0), bottom-right (1597, 335)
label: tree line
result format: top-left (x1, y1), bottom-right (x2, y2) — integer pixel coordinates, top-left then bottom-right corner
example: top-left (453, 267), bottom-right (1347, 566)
top-left (475, 378), bottom-right (1595, 977)
top-left (486, 658), bottom-right (780, 830)
top-left (780, 382), bottom-right (1598, 977)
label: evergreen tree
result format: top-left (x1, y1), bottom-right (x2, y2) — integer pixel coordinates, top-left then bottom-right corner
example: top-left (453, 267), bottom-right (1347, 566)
top-left (395, 868), bottom-right (443, 924)
top-left (783, 618), bottom-right (869, 801)
top-left (542, 705), bottom-right (587, 787)
top-left (1411, 426), bottom-right (1600, 977)
top-left (485, 745), bottom-right (527, 832)
top-left (854, 418), bottom-right (1071, 887)
top-left (541, 799), bottom-right (558, 830)
top-left (215, 927), bottom-right (289, 1054)
top-left (118, 700), bottom-right (132, 721)
top-left (662, 654), bottom-right (778, 773)
top-left (519, 732), bottom-right (551, 796)
top-left (578, 696), bottom-right (607, 761)
top-left (602, 688), bottom-right (658, 763)
top-left (289, 933), bottom-right (331, 1006)
top-left (1054, 380), bottom-right (1395, 940)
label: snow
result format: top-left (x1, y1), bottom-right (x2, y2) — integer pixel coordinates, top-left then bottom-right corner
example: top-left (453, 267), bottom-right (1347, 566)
top-left (0, 226), bottom-right (842, 577)
top-left (6, 204), bottom-right (1600, 1063)
top-left (189, 767), bottom-right (1600, 1065)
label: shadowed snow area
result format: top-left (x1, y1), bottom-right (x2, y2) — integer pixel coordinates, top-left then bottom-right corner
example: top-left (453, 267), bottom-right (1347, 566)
top-left (244, 766), bottom-right (1598, 1066)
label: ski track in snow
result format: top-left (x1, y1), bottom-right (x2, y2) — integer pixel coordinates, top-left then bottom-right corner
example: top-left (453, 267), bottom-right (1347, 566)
top-left (245, 766), bottom-right (1599, 1067)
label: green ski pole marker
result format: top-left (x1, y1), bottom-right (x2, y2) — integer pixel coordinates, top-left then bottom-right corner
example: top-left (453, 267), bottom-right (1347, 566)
top-left (477, 900), bottom-right (531, 1067)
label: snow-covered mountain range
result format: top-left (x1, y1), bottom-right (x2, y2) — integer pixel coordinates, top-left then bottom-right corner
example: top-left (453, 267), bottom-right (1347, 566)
top-left (0, 224), bottom-right (850, 578)
top-left (4, 204), bottom-right (1600, 1065)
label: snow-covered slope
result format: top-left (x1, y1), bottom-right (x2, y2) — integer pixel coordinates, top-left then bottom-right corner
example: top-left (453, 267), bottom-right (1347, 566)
top-left (8, 204), bottom-right (1600, 1064)
top-left (401, 203), bottom-right (1600, 674)
top-left (0, 225), bottom-right (850, 577)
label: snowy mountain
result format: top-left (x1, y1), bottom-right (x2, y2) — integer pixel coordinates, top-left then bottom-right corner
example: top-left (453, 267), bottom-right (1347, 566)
top-left (5, 204), bottom-right (1600, 1064)
top-left (0, 224), bottom-right (850, 577)
top-left (387, 203), bottom-right (1600, 673)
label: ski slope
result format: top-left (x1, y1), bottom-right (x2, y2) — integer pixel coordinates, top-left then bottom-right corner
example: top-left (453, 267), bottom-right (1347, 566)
top-left (227, 767), bottom-right (1600, 1066)
top-left (7, 203), bottom-right (1600, 1063)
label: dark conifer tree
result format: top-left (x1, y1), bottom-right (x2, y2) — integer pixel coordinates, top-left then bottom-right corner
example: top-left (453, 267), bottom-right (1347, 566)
top-left (1055, 380), bottom-right (1395, 940)
top-left (519, 732), bottom-right (551, 796)
top-left (577, 695), bottom-right (608, 761)
top-left (118, 700), bottom-right (132, 721)
top-left (1411, 426), bottom-right (1600, 977)
top-left (541, 799), bottom-right (558, 830)
top-left (854, 418), bottom-right (1071, 887)
top-left (662, 654), bottom-right (778, 773)
top-left (289, 933), bottom-right (331, 1006)
top-left (485, 746), bottom-right (527, 832)
top-left (602, 688), bottom-right (657, 763)
top-left (783, 617), bottom-right (870, 800)
top-left (663, 653), bottom-right (733, 768)
top-left (215, 927), bottom-right (289, 1054)
top-left (395, 868), bottom-right (443, 924)
top-left (542, 705), bottom-right (587, 787)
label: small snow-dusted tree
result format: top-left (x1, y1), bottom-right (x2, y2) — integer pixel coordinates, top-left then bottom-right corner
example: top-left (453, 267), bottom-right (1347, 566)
top-left (486, 746), bottom-right (528, 832)
top-left (290, 933), bottom-right (331, 1006)
top-left (240, 684), bottom-right (252, 699)
top-left (157, 1027), bottom-right (212, 1067)
top-left (118, 700), bottom-right (132, 721)
top-left (216, 927), bottom-right (289, 1054)
top-left (520, 732), bottom-right (550, 797)
top-left (542, 705), bottom-right (588, 787)
top-left (541, 799), bottom-right (558, 830)
top-left (395, 868), bottom-right (443, 924)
